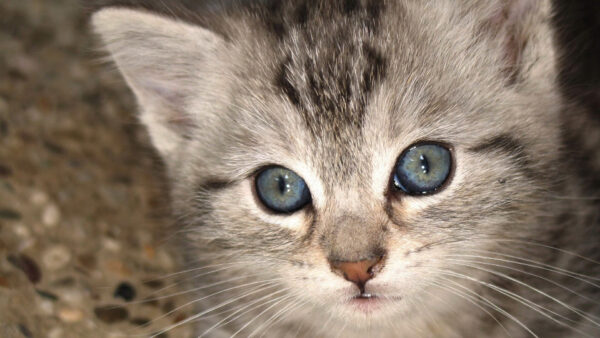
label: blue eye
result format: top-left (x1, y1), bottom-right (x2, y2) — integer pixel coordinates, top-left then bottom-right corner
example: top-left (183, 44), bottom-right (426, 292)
top-left (393, 143), bottom-right (452, 195)
top-left (255, 166), bottom-right (311, 213)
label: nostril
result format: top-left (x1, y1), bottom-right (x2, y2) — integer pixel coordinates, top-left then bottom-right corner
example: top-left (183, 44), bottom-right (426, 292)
top-left (330, 255), bottom-right (385, 291)
top-left (367, 256), bottom-right (385, 275)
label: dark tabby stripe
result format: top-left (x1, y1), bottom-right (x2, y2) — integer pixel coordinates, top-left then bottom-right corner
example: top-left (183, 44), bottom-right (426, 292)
top-left (468, 134), bottom-right (534, 177)
top-left (271, 1), bottom-right (388, 137)
top-left (275, 56), bottom-right (302, 107)
top-left (197, 179), bottom-right (232, 192)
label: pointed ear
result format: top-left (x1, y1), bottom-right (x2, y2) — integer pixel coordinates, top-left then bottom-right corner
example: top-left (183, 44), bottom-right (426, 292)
top-left (480, 0), bottom-right (555, 85)
top-left (92, 8), bottom-right (225, 157)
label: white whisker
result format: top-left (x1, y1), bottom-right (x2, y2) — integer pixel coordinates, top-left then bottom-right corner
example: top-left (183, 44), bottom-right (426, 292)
top-left (199, 289), bottom-right (291, 337)
top-left (447, 255), bottom-right (600, 305)
top-left (230, 293), bottom-right (296, 338)
top-left (447, 260), bottom-right (600, 326)
top-left (429, 278), bottom-right (520, 337)
top-left (455, 250), bottom-right (600, 283)
top-left (149, 280), bottom-right (283, 337)
top-left (431, 268), bottom-right (593, 337)
top-left (254, 299), bottom-right (307, 338)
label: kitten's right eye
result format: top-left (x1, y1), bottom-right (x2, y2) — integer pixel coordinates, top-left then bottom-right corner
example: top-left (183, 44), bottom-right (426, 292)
top-left (255, 166), bottom-right (311, 214)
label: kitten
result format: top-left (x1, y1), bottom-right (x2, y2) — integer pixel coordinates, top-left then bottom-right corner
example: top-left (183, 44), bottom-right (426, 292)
top-left (92, 0), bottom-right (600, 336)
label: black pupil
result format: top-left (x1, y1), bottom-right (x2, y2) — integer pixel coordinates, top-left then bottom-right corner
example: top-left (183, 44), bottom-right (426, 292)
top-left (420, 155), bottom-right (429, 174)
top-left (277, 175), bottom-right (286, 194)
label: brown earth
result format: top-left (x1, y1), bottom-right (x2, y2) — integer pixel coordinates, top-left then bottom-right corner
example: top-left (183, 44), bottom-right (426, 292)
top-left (0, 1), bottom-right (192, 337)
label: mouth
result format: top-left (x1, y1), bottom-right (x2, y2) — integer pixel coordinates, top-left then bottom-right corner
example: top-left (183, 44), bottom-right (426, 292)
top-left (348, 293), bottom-right (383, 313)
top-left (354, 293), bottom-right (377, 300)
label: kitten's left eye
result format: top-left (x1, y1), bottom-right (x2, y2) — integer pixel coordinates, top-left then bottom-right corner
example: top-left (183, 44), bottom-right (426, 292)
top-left (255, 166), bottom-right (311, 214)
top-left (393, 143), bottom-right (452, 195)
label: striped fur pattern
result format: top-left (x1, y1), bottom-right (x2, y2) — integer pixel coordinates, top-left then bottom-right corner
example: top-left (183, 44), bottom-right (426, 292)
top-left (92, 0), bottom-right (600, 336)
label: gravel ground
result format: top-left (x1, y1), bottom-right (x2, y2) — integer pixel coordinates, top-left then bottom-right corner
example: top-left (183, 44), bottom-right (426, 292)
top-left (0, 1), bottom-right (191, 337)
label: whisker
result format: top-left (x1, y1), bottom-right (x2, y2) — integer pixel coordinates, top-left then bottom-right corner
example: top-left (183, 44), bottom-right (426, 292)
top-left (447, 255), bottom-right (600, 305)
top-left (313, 310), bottom-right (335, 337)
top-left (411, 289), bottom-right (444, 335)
top-left (129, 272), bottom-right (275, 305)
top-left (148, 280), bottom-right (283, 337)
top-left (290, 320), bottom-right (305, 338)
top-left (141, 261), bottom-right (250, 283)
top-left (140, 261), bottom-right (262, 300)
top-left (254, 299), bottom-right (307, 338)
top-left (446, 260), bottom-right (600, 326)
top-left (230, 293), bottom-right (296, 338)
top-left (199, 289), bottom-right (292, 337)
top-left (429, 278), bottom-right (523, 337)
top-left (430, 267), bottom-right (594, 337)
top-left (455, 250), bottom-right (600, 283)
top-left (426, 281), bottom-right (515, 337)
top-left (470, 239), bottom-right (600, 266)
top-left (334, 319), bottom-right (348, 338)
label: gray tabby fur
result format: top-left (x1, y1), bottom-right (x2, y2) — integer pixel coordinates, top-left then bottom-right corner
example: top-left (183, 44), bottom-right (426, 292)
top-left (92, 0), bottom-right (600, 336)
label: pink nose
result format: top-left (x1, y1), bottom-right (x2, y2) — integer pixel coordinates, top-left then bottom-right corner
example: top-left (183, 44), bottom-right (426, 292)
top-left (330, 256), bottom-right (384, 292)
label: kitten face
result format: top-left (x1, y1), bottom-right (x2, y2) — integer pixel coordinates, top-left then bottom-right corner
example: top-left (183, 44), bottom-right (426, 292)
top-left (93, 0), bottom-right (597, 336)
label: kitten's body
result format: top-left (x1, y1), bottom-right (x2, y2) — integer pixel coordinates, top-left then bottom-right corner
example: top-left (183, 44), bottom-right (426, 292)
top-left (92, 1), bottom-right (600, 336)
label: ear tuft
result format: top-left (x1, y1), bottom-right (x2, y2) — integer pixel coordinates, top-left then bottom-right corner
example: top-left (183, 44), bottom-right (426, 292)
top-left (92, 8), bottom-right (225, 157)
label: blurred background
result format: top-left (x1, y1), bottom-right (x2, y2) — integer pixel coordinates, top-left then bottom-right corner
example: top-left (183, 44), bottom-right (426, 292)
top-left (0, 1), bottom-right (191, 337)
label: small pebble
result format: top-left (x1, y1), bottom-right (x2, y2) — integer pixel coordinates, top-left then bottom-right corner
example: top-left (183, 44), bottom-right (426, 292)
top-left (13, 223), bottom-right (30, 237)
top-left (77, 253), bottom-right (97, 270)
top-left (142, 279), bottom-right (164, 289)
top-left (18, 238), bottom-right (35, 252)
top-left (94, 305), bottom-right (129, 324)
top-left (42, 245), bottom-right (71, 270)
top-left (50, 276), bottom-right (75, 288)
top-left (129, 317), bottom-right (150, 327)
top-left (18, 324), bottom-right (32, 338)
top-left (36, 289), bottom-right (59, 301)
top-left (30, 191), bottom-right (49, 206)
top-left (59, 307), bottom-right (84, 323)
top-left (113, 282), bottom-right (136, 301)
top-left (47, 327), bottom-right (63, 338)
top-left (105, 260), bottom-right (131, 277)
top-left (41, 204), bottom-right (60, 227)
top-left (102, 237), bottom-right (121, 251)
top-left (0, 208), bottom-right (21, 220)
top-left (0, 276), bottom-right (10, 288)
top-left (61, 289), bottom-right (84, 305)
top-left (38, 299), bottom-right (55, 315)
top-left (0, 164), bottom-right (11, 177)
top-left (7, 253), bottom-right (41, 283)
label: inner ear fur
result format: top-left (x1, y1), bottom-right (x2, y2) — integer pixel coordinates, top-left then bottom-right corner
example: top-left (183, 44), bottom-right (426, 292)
top-left (92, 7), bottom-right (226, 157)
